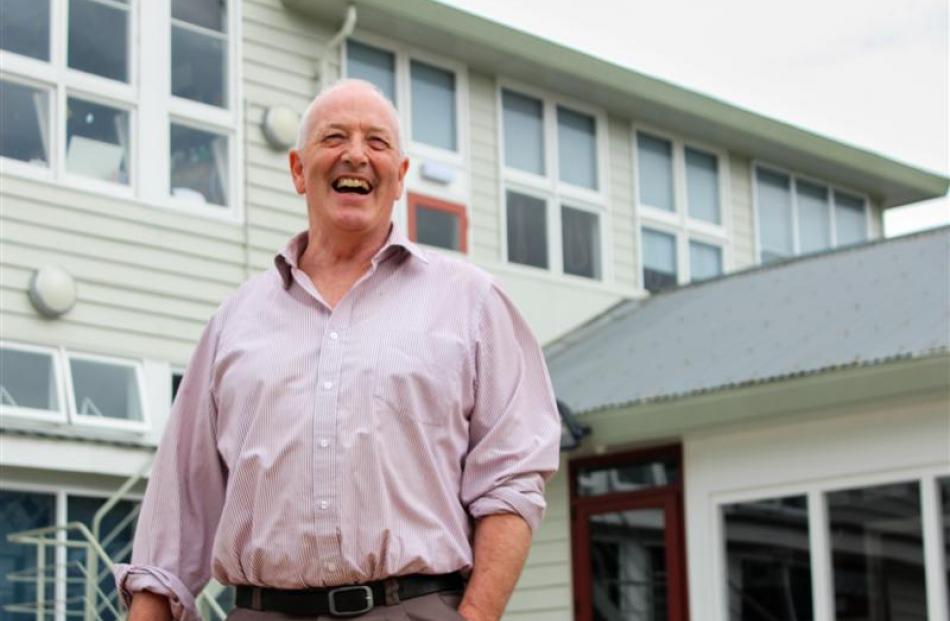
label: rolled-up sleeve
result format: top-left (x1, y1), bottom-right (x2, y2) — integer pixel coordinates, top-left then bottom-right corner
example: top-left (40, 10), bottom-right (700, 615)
top-left (461, 281), bottom-right (561, 532)
top-left (113, 313), bottom-right (227, 621)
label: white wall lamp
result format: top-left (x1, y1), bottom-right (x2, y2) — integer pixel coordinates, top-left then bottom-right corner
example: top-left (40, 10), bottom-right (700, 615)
top-left (29, 265), bottom-right (77, 318)
top-left (261, 105), bottom-right (301, 151)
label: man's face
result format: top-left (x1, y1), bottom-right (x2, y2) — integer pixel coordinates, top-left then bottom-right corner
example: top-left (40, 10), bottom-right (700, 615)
top-left (290, 85), bottom-right (408, 237)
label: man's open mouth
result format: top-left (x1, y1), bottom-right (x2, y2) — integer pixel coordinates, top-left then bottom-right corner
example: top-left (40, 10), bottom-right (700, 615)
top-left (332, 177), bottom-right (373, 195)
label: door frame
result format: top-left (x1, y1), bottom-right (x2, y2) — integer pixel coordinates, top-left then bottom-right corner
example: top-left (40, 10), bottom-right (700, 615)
top-left (569, 444), bottom-right (689, 621)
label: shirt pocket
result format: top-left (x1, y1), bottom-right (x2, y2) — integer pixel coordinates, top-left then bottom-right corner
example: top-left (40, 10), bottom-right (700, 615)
top-left (372, 331), bottom-right (467, 426)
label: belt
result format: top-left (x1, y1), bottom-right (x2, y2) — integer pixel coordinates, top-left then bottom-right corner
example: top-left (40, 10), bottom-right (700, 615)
top-left (235, 572), bottom-right (465, 617)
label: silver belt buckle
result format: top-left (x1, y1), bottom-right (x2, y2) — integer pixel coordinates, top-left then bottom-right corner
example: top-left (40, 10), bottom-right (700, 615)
top-left (328, 585), bottom-right (374, 617)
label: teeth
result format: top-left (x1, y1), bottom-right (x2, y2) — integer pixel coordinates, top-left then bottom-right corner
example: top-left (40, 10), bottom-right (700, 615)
top-left (335, 178), bottom-right (370, 190)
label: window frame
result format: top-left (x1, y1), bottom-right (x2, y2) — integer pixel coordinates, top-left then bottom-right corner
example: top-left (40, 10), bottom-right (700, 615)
top-left (65, 349), bottom-right (149, 432)
top-left (0, 0), bottom-right (243, 222)
top-left (407, 191), bottom-right (469, 254)
top-left (712, 466), bottom-right (950, 621)
top-left (751, 160), bottom-right (872, 264)
top-left (497, 78), bottom-right (611, 282)
top-left (341, 32), bottom-right (468, 167)
top-left (632, 124), bottom-right (731, 290)
top-left (0, 341), bottom-right (68, 423)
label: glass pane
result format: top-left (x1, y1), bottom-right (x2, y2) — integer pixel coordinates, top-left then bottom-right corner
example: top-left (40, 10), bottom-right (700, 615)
top-left (637, 133), bottom-right (674, 212)
top-left (834, 191), bottom-right (866, 247)
top-left (170, 123), bottom-right (229, 207)
top-left (410, 60), bottom-right (456, 151)
top-left (502, 89), bottom-right (544, 176)
top-left (66, 97), bottom-right (130, 184)
top-left (172, 0), bottom-right (226, 32)
top-left (558, 106), bottom-right (597, 189)
top-left (415, 205), bottom-right (460, 251)
top-left (506, 190), bottom-right (548, 268)
top-left (689, 240), bottom-right (722, 282)
top-left (0, 490), bottom-right (56, 620)
top-left (172, 25), bottom-right (227, 108)
top-left (346, 40), bottom-right (395, 104)
top-left (796, 180), bottom-right (830, 254)
top-left (590, 508), bottom-right (668, 620)
top-left (685, 147), bottom-right (720, 224)
top-left (756, 168), bottom-right (793, 263)
top-left (561, 205), bottom-right (601, 279)
top-left (828, 481), bottom-right (926, 621)
top-left (642, 228), bottom-right (677, 293)
top-left (723, 496), bottom-right (813, 621)
top-left (69, 357), bottom-right (143, 421)
top-left (66, 495), bottom-right (138, 621)
top-left (0, 80), bottom-right (50, 166)
top-left (68, 0), bottom-right (128, 82)
top-left (0, 347), bottom-right (59, 411)
top-left (941, 477), bottom-right (950, 603)
top-left (171, 371), bottom-right (184, 404)
top-left (576, 455), bottom-right (679, 497)
top-left (0, 0), bottom-right (50, 60)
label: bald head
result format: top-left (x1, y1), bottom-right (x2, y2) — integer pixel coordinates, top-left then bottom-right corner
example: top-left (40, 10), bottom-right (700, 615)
top-left (296, 79), bottom-right (403, 153)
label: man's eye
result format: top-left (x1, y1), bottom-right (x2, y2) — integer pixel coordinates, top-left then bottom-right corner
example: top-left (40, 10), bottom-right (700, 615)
top-left (369, 137), bottom-right (389, 149)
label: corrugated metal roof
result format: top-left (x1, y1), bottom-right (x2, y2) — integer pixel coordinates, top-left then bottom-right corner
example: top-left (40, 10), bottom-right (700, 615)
top-left (545, 227), bottom-right (950, 415)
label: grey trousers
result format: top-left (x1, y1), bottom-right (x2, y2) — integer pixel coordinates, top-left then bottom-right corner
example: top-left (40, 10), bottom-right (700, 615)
top-left (224, 591), bottom-right (464, 621)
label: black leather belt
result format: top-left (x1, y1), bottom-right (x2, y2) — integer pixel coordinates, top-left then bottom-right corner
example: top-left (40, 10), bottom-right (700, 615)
top-left (235, 572), bottom-right (465, 617)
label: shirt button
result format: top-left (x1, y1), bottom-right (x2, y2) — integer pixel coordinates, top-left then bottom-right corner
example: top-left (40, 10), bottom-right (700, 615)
top-left (326, 562), bottom-right (337, 572)
top-left (323, 381), bottom-right (333, 390)
top-left (319, 438), bottom-right (329, 448)
top-left (320, 500), bottom-right (329, 510)
top-left (329, 331), bottom-right (339, 340)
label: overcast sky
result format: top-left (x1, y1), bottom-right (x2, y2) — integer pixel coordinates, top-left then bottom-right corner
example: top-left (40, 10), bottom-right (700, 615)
top-left (438, 0), bottom-right (949, 235)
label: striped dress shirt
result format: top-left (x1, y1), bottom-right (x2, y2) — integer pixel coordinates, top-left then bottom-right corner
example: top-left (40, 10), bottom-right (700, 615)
top-left (113, 226), bottom-right (561, 621)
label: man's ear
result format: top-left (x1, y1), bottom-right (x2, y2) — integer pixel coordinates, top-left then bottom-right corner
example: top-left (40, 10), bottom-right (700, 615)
top-left (395, 155), bottom-right (409, 198)
top-left (289, 150), bottom-right (306, 195)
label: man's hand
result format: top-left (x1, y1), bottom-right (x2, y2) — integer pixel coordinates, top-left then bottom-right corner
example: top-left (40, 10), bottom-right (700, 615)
top-left (457, 513), bottom-right (533, 621)
top-left (128, 591), bottom-right (173, 621)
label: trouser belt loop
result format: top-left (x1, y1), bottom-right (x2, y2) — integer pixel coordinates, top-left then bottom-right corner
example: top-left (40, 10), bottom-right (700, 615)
top-left (251, 587), bottom-right (263, 611)
top-left (384, 578), bottom-right (401, 606)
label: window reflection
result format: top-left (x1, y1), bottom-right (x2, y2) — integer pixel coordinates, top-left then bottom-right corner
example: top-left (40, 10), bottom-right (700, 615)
top-left (828, 481), bottom-right (926, 621)
top-left (68, 0), bottom-right (129, 82)
top-left (66, 97), bottom-right (130, 184)
top-left (723, 496), bottom-right (813, 621)
top-left (170, 123), bottom-right (228, 207)
top-left (576, 455), bottom-right (679, 497)
top-left (0, 80), bottom-right (50, 166)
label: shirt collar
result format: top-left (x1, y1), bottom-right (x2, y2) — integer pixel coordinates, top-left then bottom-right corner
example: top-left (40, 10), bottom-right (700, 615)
top-left (274, 223), bottom-right (429, 289)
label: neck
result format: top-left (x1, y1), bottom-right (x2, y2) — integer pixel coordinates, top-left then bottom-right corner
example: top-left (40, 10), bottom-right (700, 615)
top-left (299, 220), bottom-right (391, 272)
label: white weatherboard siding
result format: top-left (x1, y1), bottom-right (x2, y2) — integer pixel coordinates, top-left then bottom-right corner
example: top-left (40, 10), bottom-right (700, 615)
top-left (684, 394), bottom-right (950, 620)
top-left (729, 153), bottom-right (756, 269)
top-left (506, 459), bottom-right (573, 620)
top-left (608, 115), bottom-right (637, 290)
top-left (469, 70), bottom-right (502, 262)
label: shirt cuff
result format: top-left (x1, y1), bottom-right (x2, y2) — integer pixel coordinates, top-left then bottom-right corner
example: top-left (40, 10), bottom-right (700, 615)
top-left (468, 484), bottom-right (547, 532)
top-left (113, 563), bottom-right (199, 621)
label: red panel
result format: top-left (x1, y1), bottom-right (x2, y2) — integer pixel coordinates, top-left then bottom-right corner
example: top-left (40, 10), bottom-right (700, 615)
top-left (406, 191), bottom-right (468, 253)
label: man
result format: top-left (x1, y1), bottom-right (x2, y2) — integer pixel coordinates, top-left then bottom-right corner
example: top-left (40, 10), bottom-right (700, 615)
top-left (114, 79), bottom-right (561, 621)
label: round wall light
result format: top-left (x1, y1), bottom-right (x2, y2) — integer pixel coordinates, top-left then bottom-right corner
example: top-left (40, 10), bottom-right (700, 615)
top-left (29, 265), bottom-right (77, 318)
top-left (261, 105), bottom-right (300, 151)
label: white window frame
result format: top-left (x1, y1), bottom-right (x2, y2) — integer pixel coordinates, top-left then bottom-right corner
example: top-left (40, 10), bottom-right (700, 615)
top-left (713, 465), bottom-right (950, 621)
top-left (497, 78), bottom-right (611, 283)
top-left (65, 350), bottom-right (149, 432)
top-left (751, 161), bottom-right (872, 264)
top-left (633, 124), bottom-right (731, 289)
top-left (0, 0), bottom-right (243, 222)
top-left (0, 341), bottom-right (68, 423)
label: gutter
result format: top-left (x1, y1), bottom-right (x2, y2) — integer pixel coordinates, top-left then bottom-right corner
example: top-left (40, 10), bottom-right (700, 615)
top-left (320, 4), bottom-right (357, 90)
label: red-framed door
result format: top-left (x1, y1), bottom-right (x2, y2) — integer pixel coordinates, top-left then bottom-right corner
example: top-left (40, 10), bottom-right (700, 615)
top-left (570, 446), bottom-right (689, 621)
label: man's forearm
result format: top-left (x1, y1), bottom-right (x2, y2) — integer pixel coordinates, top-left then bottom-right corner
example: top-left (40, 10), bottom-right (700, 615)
top-left (128, 591), bottom-right (173, 621)
top-left (458, 513), bottom-right (533, 621)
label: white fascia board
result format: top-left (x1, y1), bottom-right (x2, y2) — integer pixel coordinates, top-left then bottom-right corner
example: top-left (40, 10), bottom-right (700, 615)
top-left (0, 434), bottom-right (154, 478)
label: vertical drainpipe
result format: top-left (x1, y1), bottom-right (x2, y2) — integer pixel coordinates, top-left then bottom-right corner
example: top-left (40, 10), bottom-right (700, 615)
top-left (321, 5), bottom-right (358, 91)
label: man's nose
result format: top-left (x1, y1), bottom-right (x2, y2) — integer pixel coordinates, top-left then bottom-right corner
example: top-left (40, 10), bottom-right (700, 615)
top-left (341, 138), bottom-right (369, 167)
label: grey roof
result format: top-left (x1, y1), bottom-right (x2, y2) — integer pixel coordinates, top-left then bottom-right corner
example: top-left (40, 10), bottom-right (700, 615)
top-left (546, 227), bottom-right (950, 415)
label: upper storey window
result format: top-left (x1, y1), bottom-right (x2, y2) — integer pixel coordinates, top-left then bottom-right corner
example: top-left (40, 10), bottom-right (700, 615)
top-left (635, 129), bottom-right (728, 292)
top-left (0, 0), bottom-right (240, 218)
top-left (755, 165), bottom-right (869, 264)
top-left (500, 83), bottom-right (607, 281)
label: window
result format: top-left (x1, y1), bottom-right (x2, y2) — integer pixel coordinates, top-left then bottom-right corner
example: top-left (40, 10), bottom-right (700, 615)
top-left (0, 0), bottom-right (240, 216)
top-left (755, 165), bottom-right (868, 263)
top-left (407, 192), bottom-right (467, 253)
top-left (0, 489), bottom-right (56, 616)
top-left (1, 342), bottom-right (147, 431)
top-left (501, 85), bottom-right (606, 280)
top-left (171, 369), bottom-right (184, 404)
top-left (723, 496), bottom-right (813, 621)
top-left (635, 130), bottom-right (727, 291)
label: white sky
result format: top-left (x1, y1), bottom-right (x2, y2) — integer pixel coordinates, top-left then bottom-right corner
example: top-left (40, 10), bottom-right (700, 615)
top-left (438, 0), bottom-right (950, 236)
